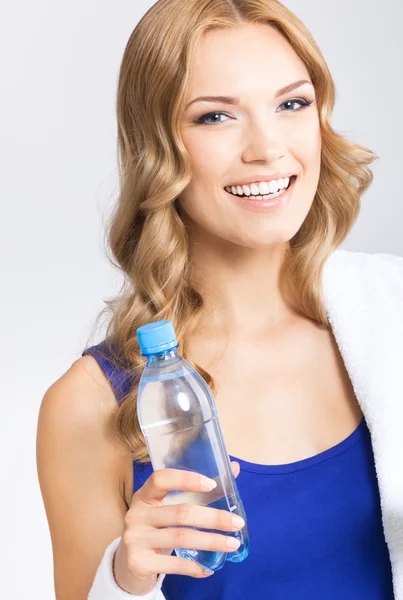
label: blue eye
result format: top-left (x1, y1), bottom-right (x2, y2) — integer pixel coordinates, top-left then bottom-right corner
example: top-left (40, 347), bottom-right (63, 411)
top-left (194, 98), bottom-right (313, 125)
top-left (278, 98), bottom-right (312, 112)
top-left (194, 112), bottom-right (230, 125)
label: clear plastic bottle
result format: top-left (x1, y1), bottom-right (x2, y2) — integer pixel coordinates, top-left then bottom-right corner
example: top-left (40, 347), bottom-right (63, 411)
top-left (136, 320), bottom-right (250, 572)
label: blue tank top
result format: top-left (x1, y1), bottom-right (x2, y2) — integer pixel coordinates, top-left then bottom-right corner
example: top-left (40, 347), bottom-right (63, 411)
top-left (82, 341), bottom-right (394, 599)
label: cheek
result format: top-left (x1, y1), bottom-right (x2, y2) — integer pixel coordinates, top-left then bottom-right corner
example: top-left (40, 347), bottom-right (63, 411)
top-left (308, 130), bottom-right (322, 188)
top-left (183, 130), bottom-right (234, 179)
top-left (177, 133), bottom-right (232, 216)
top-left (307, 127), bottom-right (322, 168)
top-left (293, 115), bottom-right (322, 165)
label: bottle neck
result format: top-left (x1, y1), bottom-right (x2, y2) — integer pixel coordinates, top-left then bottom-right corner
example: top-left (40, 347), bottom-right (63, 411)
top-left (145, 347), bottom-right (179, 366)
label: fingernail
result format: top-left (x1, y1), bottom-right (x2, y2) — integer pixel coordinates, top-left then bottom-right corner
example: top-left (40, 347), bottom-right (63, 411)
top-left (226, 537), bottom-right (241, 549)
top-left (203, 569), bottom-right (214, 576)
top-left (200, 476), bottom-right (217, 490)
top-left (232, 515), bottom-right (245, 528)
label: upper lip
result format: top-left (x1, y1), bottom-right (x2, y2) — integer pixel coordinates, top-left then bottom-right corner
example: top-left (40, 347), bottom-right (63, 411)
top-left (227, 172), bottom-right (296, 187)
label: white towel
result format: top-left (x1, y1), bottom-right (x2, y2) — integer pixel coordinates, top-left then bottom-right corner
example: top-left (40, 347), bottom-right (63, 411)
top-left (323, 249), bottom-right (403, 599)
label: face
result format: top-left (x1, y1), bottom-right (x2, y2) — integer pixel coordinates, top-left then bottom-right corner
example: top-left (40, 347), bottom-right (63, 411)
top-left (177, 23), bottom-right (322, 249)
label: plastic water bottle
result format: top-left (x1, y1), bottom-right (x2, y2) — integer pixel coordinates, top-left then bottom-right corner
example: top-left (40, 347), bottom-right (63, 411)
top-left (136, 320), bottom-right (249, 572)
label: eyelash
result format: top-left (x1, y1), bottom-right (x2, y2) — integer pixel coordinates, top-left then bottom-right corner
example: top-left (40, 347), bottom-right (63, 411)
top-left (194, 98), bottom-right (314, 125)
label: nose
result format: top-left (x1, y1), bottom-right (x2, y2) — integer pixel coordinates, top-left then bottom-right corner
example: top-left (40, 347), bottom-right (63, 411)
top-left (242, 118), bottom-right (284, 164)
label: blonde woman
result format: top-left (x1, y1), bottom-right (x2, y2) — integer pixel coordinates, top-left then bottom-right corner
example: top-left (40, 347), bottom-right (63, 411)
top-left (36, 1), bottom-right (403, 599)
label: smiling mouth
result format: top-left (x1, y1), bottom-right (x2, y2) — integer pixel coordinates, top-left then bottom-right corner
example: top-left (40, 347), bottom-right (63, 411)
top-left (224, 175), bottom-right (297, 199)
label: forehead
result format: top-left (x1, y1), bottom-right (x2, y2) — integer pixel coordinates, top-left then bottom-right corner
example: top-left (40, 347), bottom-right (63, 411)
top-left (188, 23), bottom-right (309, 96)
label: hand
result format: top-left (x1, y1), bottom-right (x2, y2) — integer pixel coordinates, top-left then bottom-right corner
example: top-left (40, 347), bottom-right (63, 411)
top-left (113, 461), bottom-right (242, 595)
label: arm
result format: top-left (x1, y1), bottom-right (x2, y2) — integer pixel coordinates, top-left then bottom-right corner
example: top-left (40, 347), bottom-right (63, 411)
top-left (36, 356), bottom-right (166, 599)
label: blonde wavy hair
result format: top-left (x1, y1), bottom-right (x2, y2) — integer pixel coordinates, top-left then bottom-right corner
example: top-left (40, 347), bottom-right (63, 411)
top-left (84, 0), bottom-right (378, 464)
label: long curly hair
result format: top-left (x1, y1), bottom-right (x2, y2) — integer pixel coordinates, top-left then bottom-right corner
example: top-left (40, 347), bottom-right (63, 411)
top-left (83, 0), bottom-right (378, 464)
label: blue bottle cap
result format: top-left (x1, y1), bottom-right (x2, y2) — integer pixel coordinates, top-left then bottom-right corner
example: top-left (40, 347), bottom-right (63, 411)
top-left (136, 320), bottom-right (178, 356)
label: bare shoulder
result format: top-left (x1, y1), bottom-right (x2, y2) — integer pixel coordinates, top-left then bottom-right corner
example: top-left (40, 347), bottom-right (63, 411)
top-left (36, 355), bottom-right (133, 599)
top-left (51, 353), bottom-right (118, 408)
top-left (39, 355), bottom-right (129, 457)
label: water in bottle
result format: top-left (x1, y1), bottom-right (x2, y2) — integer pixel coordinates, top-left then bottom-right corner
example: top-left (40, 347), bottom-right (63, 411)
top-left (136, 320), bottom-right (250, 572)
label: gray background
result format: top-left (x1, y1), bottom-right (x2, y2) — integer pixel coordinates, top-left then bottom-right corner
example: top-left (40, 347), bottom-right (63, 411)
top-left (1, 0), bottom-right (401, 597)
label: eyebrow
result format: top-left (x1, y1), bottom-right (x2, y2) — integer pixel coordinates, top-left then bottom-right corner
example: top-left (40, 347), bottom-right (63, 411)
top-left (185, 79), bottom-right (314, 110)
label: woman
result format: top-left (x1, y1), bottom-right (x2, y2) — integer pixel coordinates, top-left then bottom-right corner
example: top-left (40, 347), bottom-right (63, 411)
top-left (36, 0), bottom-right (403, 598)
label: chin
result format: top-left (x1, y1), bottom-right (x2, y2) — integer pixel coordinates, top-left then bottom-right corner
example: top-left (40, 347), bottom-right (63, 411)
top-left (219, 229), bottom-right (294, 250)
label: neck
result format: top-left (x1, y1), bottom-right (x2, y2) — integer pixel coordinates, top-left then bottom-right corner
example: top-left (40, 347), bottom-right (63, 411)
top-left (187, 225), bottom-right (297, 340)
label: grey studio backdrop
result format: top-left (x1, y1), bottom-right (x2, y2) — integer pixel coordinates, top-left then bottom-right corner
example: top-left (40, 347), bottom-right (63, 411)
top-left (0, 1), bottom-right (401, 598)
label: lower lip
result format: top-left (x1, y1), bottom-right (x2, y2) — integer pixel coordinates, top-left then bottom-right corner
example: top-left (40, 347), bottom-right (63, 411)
top-left (226, 177), bottom-right (296, 213)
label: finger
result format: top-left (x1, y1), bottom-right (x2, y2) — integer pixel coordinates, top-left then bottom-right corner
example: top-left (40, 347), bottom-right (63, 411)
top-left (135, 469), bottom-right (217, 505)
top-left (147, 553), bottom-right (216, 579)
top-left (148, 503), bottom-right (245, 532)
top-left (161, 462), bottom-right (242, 506)
top-left (147, 526), bottom-right (241, 553)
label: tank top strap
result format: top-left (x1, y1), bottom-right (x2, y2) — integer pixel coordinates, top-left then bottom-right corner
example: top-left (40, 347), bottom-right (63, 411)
top-left (82, 340), bottom-right (133, 405)
top-left (82, 340), bottom-right (154, 494)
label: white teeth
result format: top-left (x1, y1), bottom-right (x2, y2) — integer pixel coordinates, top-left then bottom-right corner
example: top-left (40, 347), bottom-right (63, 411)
top-left (269, 180), bottom-right (279, 194)
top-left (225, 177), bottom-right (293, 197)
top-left (258, 181), bottom-right (270, 195)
